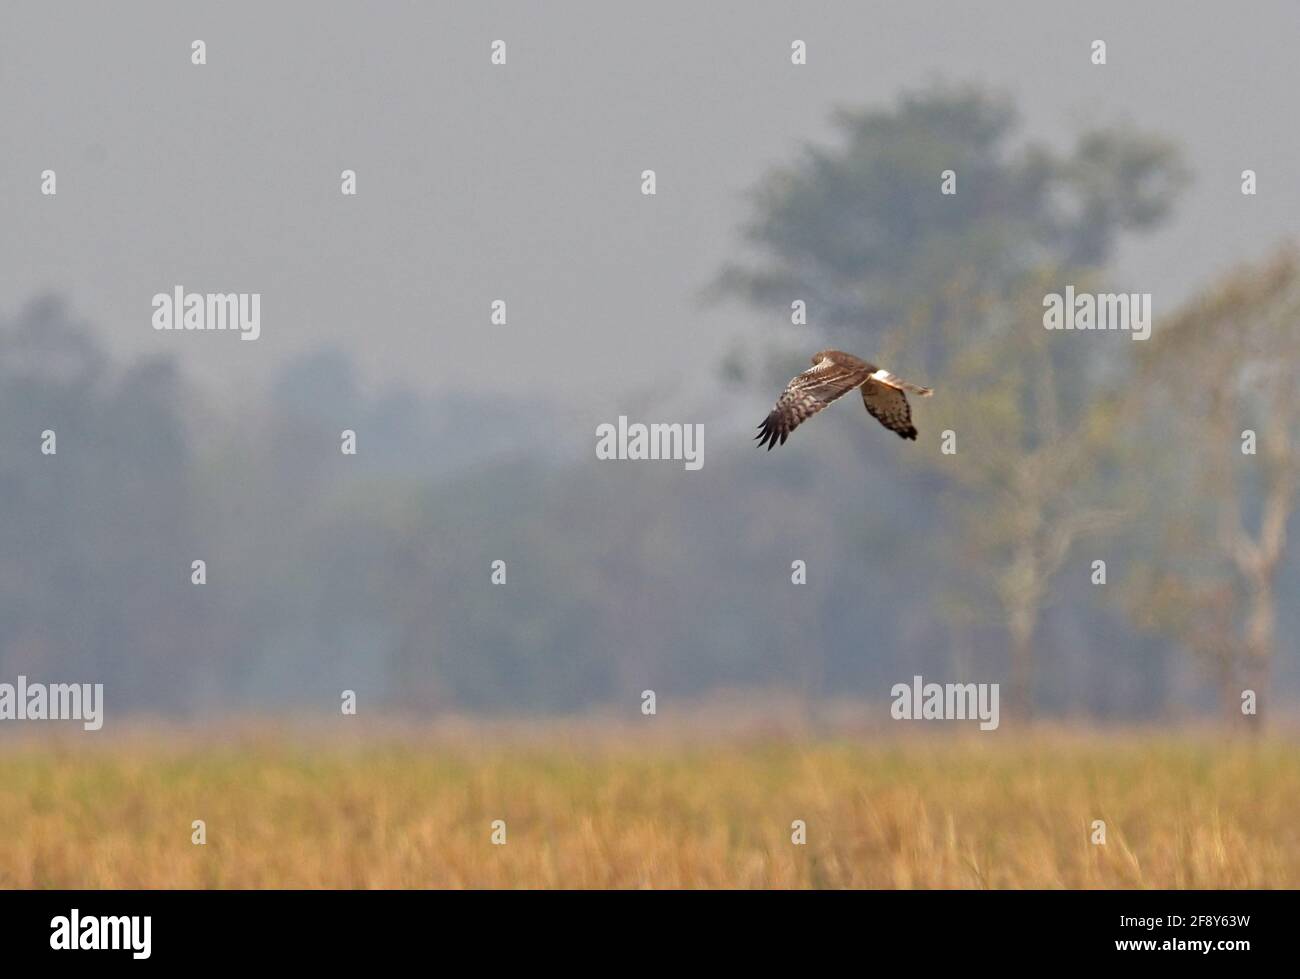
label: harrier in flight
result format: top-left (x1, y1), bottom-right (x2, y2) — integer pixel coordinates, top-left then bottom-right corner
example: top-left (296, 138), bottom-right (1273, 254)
top-left (756, 350), bottom-right (933, 449)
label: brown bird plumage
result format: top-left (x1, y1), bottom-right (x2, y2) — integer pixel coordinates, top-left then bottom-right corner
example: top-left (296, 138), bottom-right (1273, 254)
top-left (756, 349), bottom-right (933, 449)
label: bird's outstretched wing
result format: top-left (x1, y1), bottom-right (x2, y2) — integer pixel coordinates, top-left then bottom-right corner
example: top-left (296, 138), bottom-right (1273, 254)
top-left (861, 369), bottom-right (932, 441)
top-left (755, 357), bottom-right (871, 449)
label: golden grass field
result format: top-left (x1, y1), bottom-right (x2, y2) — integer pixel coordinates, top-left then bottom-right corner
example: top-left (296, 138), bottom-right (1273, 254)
top-left (1, 716), bottom-right (1297, 888)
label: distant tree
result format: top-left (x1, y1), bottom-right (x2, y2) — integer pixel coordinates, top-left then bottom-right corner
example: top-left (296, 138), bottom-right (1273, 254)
top-left (0, 298), bottom-right (194, 707)
top-left (926, 271), bottom-right (1124, 716)
top-left (711, 82), bottom-right (1187, 376)
top-left (1132, 246), bottom-right (1300, 725)
top-left (714, 83), bottom-right (1186, 717)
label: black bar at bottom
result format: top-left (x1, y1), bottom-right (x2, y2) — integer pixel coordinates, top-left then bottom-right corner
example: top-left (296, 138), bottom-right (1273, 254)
top-left (0, 888), bottom-right (1286, 965)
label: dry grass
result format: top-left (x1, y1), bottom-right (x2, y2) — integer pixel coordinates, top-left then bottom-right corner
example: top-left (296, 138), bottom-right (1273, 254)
top-left (1, 722), bottom-right (1297, 888)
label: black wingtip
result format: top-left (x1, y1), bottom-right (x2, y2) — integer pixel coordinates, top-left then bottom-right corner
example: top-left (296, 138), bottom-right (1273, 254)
top-left (899, 427), bottom-right (918, 441)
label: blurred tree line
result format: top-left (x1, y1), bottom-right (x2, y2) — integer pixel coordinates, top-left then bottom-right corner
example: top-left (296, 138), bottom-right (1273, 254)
top-left (1, 83), bottom-right (1296, 723)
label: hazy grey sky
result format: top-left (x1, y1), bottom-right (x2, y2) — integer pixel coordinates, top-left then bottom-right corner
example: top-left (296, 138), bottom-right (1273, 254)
top-left (4, 1), bottom-right (1298, 411)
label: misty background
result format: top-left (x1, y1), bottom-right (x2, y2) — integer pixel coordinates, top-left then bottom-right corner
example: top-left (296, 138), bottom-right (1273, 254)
top-left (3, 2), bottom-right (1299, 720)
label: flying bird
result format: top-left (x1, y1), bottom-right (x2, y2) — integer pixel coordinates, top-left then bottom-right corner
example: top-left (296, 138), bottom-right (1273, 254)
top-left (756, 350), bottom-right (933, 449)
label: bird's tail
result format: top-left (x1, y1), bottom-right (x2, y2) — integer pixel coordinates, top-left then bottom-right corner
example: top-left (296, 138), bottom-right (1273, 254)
top-left (871, 369), bottom-right (933, 396)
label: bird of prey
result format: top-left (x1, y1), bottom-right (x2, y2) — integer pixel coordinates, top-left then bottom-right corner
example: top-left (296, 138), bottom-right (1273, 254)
top-left (756, 349), bottom-right (933, 449)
